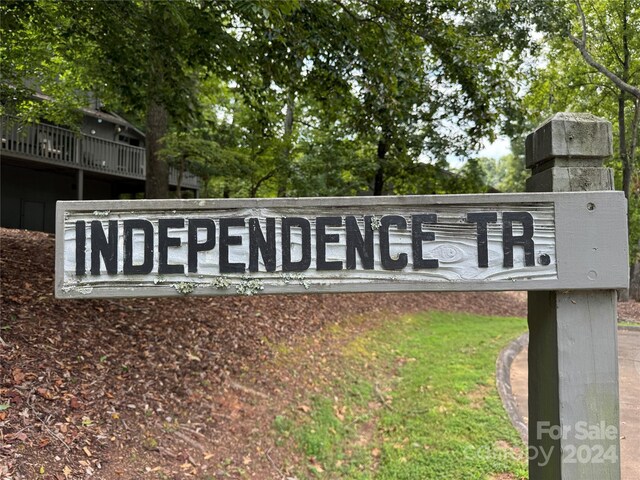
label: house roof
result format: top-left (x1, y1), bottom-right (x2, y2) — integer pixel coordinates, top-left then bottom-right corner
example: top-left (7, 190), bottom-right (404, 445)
top-left (80, 108), bottom-right (146, 139)
top-left (30, 90), bottom-right (146, 138)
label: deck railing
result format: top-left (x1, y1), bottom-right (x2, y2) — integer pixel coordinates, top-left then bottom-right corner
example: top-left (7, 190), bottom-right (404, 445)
top-left (1, 116), bottom-right (200, 190)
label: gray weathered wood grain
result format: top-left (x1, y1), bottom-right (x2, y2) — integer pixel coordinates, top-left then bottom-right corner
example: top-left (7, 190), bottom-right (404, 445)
top-left (55, 191), bottom-right (627, 298)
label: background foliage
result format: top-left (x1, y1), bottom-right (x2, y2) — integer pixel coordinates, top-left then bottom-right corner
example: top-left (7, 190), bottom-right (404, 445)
top-left (1, 0), bottom-right (534, 198)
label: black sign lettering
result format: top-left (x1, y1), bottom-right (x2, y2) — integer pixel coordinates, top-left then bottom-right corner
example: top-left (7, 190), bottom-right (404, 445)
top-left (158, 218), bottom-right (184, 274)
top-left (69, 208), bottom-right (548, 281)
top-left (345, 216), bottom-right (374, 270)
top-left (380, 215), bottom-right (408, 270)
top-left (219, 217), bottom-right (245, 273)
top-left (316, 216), bottom-right (343, 271)
top-left (502, 212), bottom-right (535, 267)
top-left (90, 220), bottom-right (118, 275)
top-left (123, 219), bottom-right (154, 275)
top-left (249, 218), bottom-right (276, 272)
top-left (282, 217), bottom-right (312, 272)
top-left (75, 220), bottom-right (86, 276)
top-left (188, 218), bottom-right (216, 273)
top-left (466, 212), bottom-right (498, 268)
top-left (412, 214), bottom-right (439, 269)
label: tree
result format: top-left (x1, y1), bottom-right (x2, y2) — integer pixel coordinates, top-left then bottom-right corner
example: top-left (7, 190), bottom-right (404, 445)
top-left (323, 0), bottom-right (534, 196)
top-left (228, 0), bottom-right (535, 197)
top-left (290, 114), bottom-right (378, 197)
top-left (233, 0), bottom-right (358, 197)
top-left (159, 130), bottom-right (249, 198)
top-left (0, 1), bottom-right (93, 125)
top-left (524, 0), bottom-right (640, 298)
top-left (567, 0), bottom-right (639, 201)
top-left (1, 0), bottom-right (238, 198)
top-left (478, 151), bottom-right (529, 193)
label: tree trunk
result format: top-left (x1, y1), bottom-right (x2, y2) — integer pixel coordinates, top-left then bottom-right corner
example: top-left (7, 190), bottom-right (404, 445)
top-left (201, 175), bottom-right (210, 198)
top-left (618, 94), bottom-right (631, 200)
top-left (630, 239), bottom-right (640, 301)
top-left (176, 155), bottom-right (184, 198)
top-left (373, 139), bottom-right (387, 196)
top-left (617, 93), bottom-right (632, 303)
top-left (277, 92), bottom-right (295, 197)
top-left (144, 0), bottom-right (170, 199)
top-left (145, 100), bottom-right (170, 198)
top-left (618, 3), bottom-right (639, 300)
top-left (628, 101), bottom-right (640, 301)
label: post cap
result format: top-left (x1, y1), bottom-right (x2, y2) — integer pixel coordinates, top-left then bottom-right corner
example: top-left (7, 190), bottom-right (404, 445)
top-left (525, 112), bottom-right (612, 169)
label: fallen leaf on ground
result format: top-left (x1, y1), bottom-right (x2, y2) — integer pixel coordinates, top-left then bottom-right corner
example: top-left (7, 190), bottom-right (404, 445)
top-left (12, 369), bottom-right (25, 385)
top-left (36, 388), bottom-right (54, 400)
top-left (186, 351), bottom-right (201, 362)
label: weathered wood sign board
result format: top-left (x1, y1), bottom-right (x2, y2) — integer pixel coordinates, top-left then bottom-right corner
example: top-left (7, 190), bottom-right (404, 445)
top-left (55, 192), bottom-right (628, 299)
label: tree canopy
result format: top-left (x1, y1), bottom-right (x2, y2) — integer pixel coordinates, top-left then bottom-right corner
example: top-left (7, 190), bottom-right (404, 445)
top-left (1, 0), bottom-right (535, 198)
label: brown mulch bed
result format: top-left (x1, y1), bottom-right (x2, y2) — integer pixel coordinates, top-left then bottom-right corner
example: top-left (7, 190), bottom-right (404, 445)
top-left (619, 299), bottom-right (640, 323)
top-left (1, 227), bottom-right (637, 479)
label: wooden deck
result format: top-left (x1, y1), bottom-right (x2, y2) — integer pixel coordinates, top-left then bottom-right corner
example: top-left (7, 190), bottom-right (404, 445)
top-left (1, 116), bottom-right (200, 190)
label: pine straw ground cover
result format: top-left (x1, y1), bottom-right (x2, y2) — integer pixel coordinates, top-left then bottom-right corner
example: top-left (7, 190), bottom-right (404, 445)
top-left (1, 227), bottom-right (638, 479)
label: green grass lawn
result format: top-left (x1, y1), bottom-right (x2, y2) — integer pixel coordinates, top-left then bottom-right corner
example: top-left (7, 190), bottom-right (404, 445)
top-left (272, 311), bottom-right (529, 479)
top-left (618, 320), bottom-right (640, 328)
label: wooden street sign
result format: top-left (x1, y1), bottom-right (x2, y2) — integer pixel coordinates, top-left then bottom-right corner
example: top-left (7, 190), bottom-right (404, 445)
top-left (55, 191), bottom-right (628, 299)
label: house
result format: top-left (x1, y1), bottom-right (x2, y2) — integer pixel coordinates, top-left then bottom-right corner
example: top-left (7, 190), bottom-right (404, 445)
top-left (1, 109), bottom-right (200, 233)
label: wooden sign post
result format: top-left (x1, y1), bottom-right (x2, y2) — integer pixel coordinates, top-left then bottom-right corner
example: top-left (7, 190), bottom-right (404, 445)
top-left (526, 113), bottom-right (624, 480)
top-left (54, 113), bottom-right (628, 479)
